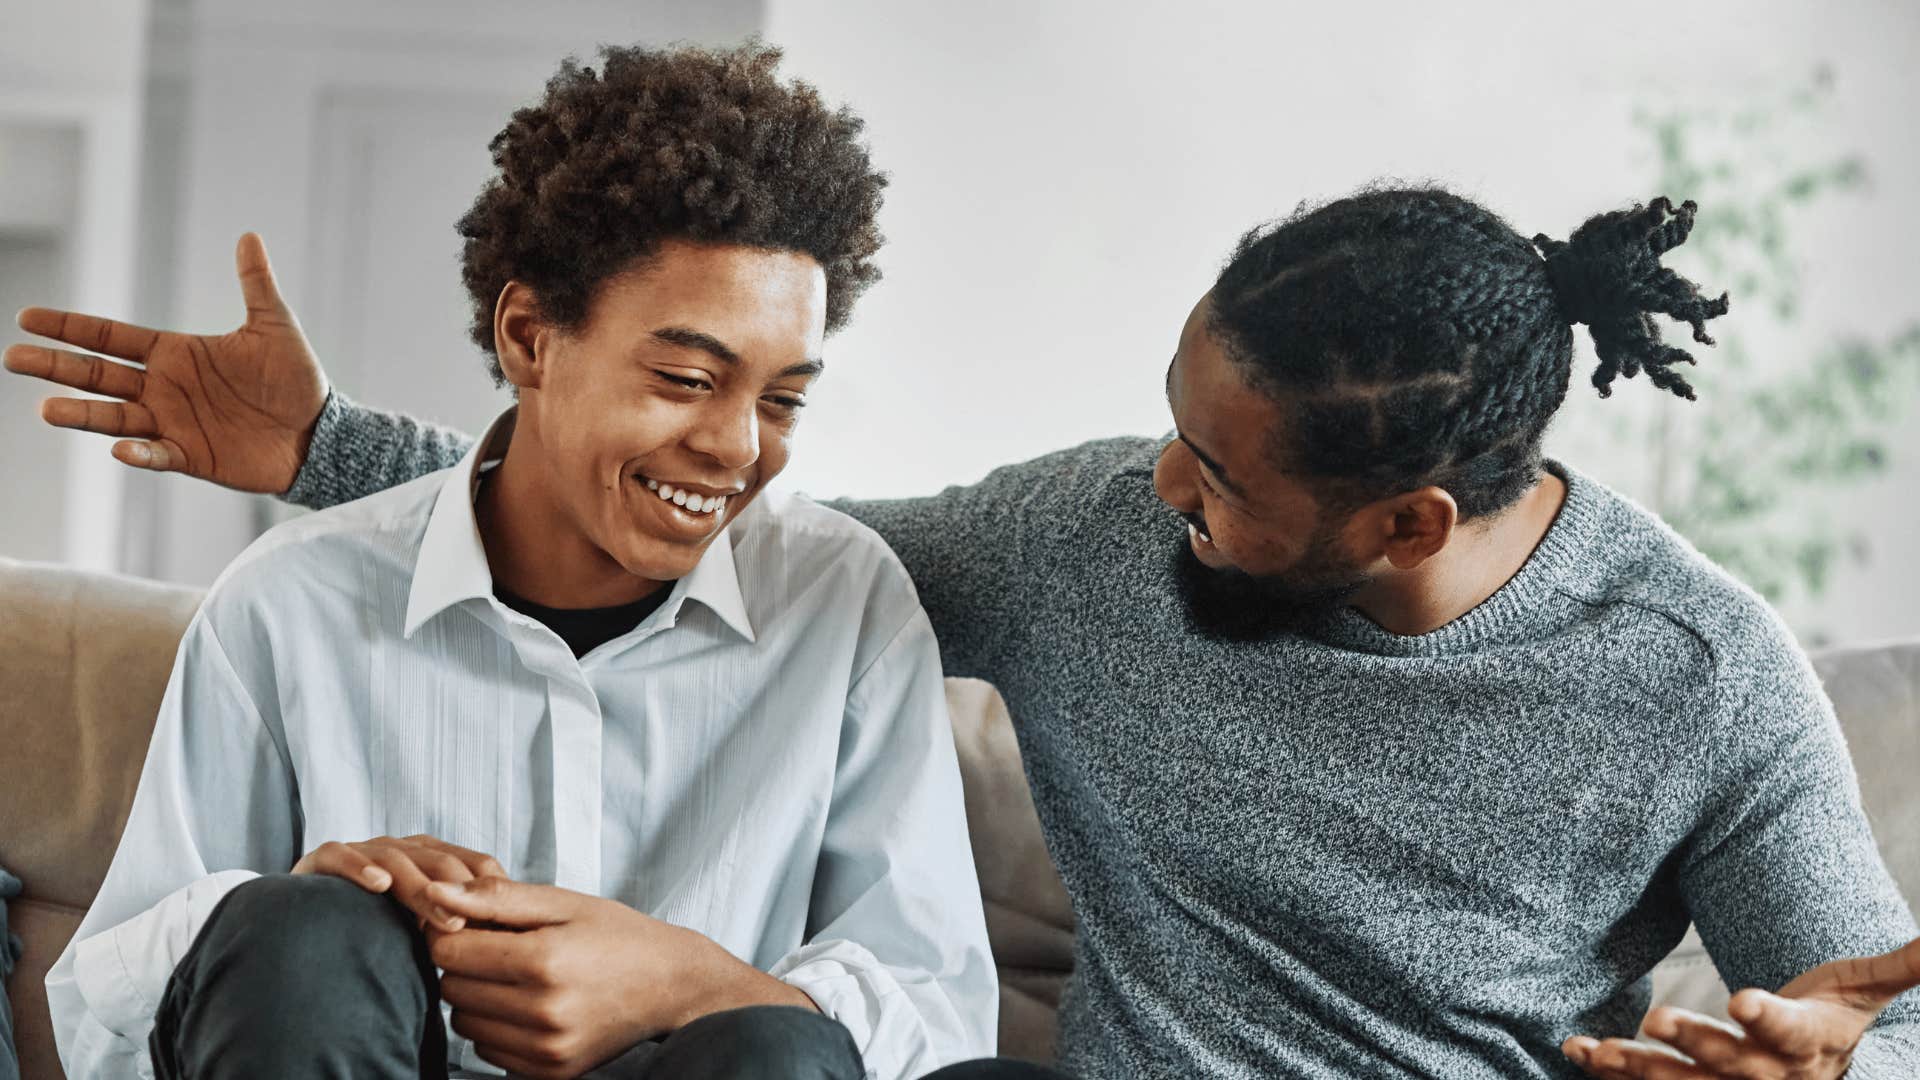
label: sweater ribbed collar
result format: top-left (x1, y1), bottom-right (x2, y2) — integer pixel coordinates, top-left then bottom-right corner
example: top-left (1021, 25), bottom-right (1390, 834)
top-left (1309, 461), bottom-right (1608, 658)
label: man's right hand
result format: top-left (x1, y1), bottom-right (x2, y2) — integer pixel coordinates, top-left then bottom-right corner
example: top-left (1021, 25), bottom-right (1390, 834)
top-left (293, 833), bottom-right (509, 934)
top-left (4, 232), bottom-right (328, 494)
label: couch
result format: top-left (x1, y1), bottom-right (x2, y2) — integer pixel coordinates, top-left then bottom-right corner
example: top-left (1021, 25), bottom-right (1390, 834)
top-left (2, 555), bottom-right (1916, 1078)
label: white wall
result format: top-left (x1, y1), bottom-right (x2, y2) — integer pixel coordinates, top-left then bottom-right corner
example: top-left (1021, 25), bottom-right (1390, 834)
top-left (135, 0), bottom-right (764, 585)
top-left (11, 0), bottom-right (1914, 642)
top-left (0, 122), bottom-right (79, 564)
top-left (0, 0), bottom-right (151, 569)
top-left (763, 0), bottom-right (1920, 644)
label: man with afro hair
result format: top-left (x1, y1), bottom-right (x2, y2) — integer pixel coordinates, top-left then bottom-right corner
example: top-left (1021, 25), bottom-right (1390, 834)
top-left (37, 41), bottom-right (997, 1080)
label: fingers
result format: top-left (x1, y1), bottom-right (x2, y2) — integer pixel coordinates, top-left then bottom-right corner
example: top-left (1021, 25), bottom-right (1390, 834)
top-left (426, 876), bottom-right (575, 930)
top-left (1834, 936), bottom-right (1920, 1009)
top-left (1563, 1035), bottom-right (1715, 1079)
top-left (4, 344), bottom-right (145, 399)
top-left (430, 926), bottom-right (552, 984)
top-left (440, 974), bottom-right (557, 1028)
top-left (41, 396), bottom-right (159, 438)
top-left (1640, 1006), bottom-right (1755, 1075)
top-left (293, 839), bottom-right (395, 892)
top-left (295, 838), bottom-right (470, 932)
top-left (234, 233), bottom-right (293, 323)
top-left (112, 439), bottom-right (188, 473)
top-left (367, 844), bottom-right (474, 933)
top-left (16, 307), bottom-right (161, 362)
top-left (464, 1023), bottom-right (569, 1080)
top-left (1728, 988), bottom-right (1828, 1059)
top-left (404, 833), bottom-right (509, 881)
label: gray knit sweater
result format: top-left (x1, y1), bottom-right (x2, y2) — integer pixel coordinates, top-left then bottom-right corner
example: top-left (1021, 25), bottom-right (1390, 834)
top-left (287, 393), bottom-right (1919, 1079)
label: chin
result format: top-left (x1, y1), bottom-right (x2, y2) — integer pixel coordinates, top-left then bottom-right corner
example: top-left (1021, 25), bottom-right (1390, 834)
top-left (614, 542), bottom-right (705, 584)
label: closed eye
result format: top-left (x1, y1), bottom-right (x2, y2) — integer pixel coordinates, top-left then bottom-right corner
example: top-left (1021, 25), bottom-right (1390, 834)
top-left (659, 372), bottom-right (712, 391)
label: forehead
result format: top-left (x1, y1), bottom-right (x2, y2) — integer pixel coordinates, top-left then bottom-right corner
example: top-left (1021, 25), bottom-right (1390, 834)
top-left (590, 240), bottom-right (828, 352)
top-left (1170, 298), bottom-right (1287, 469)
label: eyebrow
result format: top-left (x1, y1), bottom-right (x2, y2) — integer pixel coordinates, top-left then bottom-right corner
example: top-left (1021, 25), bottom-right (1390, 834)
top-left (1164, 356), bottom-right (1246, 498)
top-left (652, 326), bottom-right (824, 378)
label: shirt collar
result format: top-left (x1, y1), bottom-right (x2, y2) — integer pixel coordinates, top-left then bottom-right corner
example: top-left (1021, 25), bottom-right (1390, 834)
top-left (404, 406), bottom-right (756, 644)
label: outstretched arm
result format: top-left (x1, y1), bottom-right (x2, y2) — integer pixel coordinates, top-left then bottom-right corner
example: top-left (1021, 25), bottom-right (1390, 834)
top-left (5, 232), bottom-right (473, 508)
top-left (281, 390), bottom-right (473, 509)
top-left (1565, 641), bottom-right (1920, 1079)
top-left (832, 438), bottom-right (1141, 685)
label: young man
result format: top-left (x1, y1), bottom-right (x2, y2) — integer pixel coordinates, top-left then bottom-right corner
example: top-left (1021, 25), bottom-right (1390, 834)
top-left (13, 182), bottom-right (1920, 1075)
top-left (27, 43), bottom-right (996, 1080)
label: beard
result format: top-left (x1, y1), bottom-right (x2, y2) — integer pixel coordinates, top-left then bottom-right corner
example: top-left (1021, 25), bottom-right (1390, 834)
top-left (1171, 520), bottom-right (1370, 642)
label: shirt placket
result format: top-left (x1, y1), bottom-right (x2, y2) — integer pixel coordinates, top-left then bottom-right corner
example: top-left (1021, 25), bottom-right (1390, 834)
top-left (544, 670), bottom-right (605, 892)
top-left (506, 619), bottom-right (607, 895)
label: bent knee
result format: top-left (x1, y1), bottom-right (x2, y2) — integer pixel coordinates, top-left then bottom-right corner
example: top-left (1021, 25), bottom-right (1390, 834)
top-left (199, 873), bottom-right (417, 963)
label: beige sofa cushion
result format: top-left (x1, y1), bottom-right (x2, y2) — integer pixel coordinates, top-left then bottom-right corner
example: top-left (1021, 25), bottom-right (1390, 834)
top-left (0, 557), bottom-right (203, 1080)
top-left (947, 679), bottom-right (1075, 1061)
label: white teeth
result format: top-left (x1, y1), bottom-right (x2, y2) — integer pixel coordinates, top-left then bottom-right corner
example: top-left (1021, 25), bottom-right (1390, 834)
top-left (644, 479), bottom-right (731, 515)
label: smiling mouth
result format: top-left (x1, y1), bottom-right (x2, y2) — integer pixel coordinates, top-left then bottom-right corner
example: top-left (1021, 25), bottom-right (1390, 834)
top-left (1184, 512), bottom-right (1212, 544)
top-left (640, 476), bottom-right (732, 516)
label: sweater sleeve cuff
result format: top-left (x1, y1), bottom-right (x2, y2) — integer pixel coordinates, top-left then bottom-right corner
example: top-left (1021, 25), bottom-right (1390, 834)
top-left (283, 389), bottom-right (356, 510)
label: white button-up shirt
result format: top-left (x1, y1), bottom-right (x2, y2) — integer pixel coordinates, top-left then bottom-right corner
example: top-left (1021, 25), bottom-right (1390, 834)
top-left (48, 412), bottom-right (997, 1079)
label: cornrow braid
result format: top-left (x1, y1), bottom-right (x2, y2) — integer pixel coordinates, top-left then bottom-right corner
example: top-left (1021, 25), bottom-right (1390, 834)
top-left (1208, 186), bottom-right (1729, 520)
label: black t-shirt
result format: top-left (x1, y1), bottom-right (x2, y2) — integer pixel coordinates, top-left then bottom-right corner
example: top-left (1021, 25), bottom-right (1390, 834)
top-left (494, 584), bottom-right (671, 659)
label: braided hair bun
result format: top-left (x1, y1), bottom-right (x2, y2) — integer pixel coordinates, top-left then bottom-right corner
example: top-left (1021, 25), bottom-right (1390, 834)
top-left (1208, 186), bottom-right (1732, 519)
top-left (1532, 197), bottom-right (1731, 400)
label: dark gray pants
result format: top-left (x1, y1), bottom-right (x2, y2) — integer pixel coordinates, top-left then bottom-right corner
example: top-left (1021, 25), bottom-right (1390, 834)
top-left (149, 874), bottom-right (863, 1079)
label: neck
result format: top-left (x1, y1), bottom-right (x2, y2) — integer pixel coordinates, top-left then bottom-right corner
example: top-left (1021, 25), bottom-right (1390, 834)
top-left (476, 414), bottom-right (666, 610)
top-left (1348, 468), bottom-right (1568, 637)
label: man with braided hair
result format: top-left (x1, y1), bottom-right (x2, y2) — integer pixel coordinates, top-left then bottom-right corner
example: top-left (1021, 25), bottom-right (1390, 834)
top-left (12, 181), bottom-right (1920, 1078)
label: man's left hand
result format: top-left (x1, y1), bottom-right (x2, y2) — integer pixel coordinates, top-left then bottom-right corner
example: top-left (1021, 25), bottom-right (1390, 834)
top-left (1563, 935), bottom-right (1920, 1079)
top-left (424, 877), bottom-right (816, 1080)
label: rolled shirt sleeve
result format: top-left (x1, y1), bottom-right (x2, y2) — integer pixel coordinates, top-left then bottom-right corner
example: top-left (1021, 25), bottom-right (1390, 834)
top-left (771, 609), bottom-right (998, 1079)
top-left (47, 615), bottom-right (299, 1079)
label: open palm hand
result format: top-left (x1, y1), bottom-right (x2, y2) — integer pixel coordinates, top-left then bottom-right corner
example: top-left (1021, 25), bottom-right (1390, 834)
top-left (5, 233), bottom-right (327, 494)
top-left (1565, 936), bottom-right (1920, 1079)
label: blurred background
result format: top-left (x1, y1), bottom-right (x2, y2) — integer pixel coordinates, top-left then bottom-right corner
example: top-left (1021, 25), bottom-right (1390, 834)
top-left (1, 0), bottom-right (1915, 644)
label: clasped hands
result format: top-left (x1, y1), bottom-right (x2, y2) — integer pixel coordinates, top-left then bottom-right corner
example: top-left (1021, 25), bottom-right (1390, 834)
top-left (1562, 934), bottom-right (1920, 1080)
top-left (291, 834), bottom-right (811, 1079)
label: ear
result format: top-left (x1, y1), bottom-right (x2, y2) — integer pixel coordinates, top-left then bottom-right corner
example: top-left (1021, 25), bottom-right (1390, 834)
top-left (492, 281), bottom-right (547, 391)
top-left (1368, 486), bottom-right (1458, 571)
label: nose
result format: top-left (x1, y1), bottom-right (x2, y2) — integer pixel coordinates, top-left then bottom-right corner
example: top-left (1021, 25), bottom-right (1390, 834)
top-left (684, 395), bottom-right (761, 471)
top-left (1152, 438), bottom-right (1200, 514)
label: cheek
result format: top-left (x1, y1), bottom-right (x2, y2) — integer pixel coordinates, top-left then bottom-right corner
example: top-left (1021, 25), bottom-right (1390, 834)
top-left (1210, 508), bottom-right (1304, 574)
top-left (756, 421), bottom-right (796, 481)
